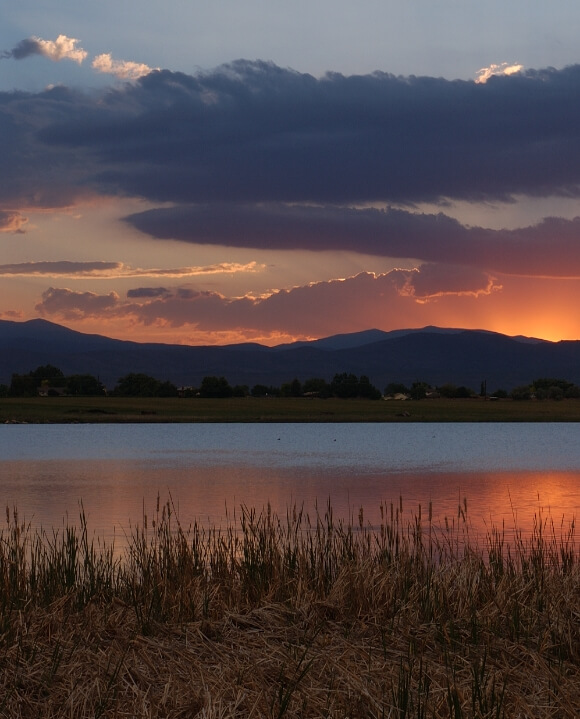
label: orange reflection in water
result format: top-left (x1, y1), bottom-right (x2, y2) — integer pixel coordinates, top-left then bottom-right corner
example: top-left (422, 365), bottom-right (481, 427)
top-left (1, 460), bottom-right (579, 552)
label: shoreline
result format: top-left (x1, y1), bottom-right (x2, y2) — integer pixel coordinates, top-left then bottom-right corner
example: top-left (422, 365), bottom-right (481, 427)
top-left (3, 395), bottom-right (580, 423)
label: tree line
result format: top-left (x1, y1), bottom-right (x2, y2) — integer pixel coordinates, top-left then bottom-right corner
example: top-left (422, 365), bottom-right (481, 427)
top-left (1, 366), bottom-right (383, 399)
top-left (2, 365), bottom-right (580, 401)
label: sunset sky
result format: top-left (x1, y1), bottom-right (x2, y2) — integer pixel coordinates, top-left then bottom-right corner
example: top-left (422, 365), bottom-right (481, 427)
top-left (2, 1), bottom-right (580, 345)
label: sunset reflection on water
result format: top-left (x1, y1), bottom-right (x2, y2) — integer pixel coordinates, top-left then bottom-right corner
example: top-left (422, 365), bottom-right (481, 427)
top-left (1, 458), bottom-right (578, 550)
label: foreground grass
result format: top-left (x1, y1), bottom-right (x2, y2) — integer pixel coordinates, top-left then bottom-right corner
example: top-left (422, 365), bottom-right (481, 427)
top-left (4, 396), bottom-right (580, 423)
top-left (0, 500), bottom-right (579, 717)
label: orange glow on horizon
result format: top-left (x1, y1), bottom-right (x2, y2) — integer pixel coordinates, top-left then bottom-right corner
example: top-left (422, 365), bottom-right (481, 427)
top-left (481, 311), bottom-right (580, 344)
top-left (51, 317), bottom-right (311, 347)
top-left (37, 315), bottom-right (579, 346)
top-left (19, 270), bottom-right (580, 345)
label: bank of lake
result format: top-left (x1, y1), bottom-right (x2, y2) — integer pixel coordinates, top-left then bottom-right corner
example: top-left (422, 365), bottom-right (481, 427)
top-left (3, 395), bottom-right (580, 423)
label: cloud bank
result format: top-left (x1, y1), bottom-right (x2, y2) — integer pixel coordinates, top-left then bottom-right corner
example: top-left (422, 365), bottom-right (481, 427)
top-left (21, 60), bottom-right (579, 208)
top-left (34, 266), bottom-right (499, 334)
top-left (4, 58), bottom-right (580, 339)
top-left (124, 204), bottom-right (580, 278)
top-left (2, 62), bottom-right (580, 210)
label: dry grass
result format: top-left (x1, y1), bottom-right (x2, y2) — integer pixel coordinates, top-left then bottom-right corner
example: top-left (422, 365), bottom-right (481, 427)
top-left (5, 395), bottom-right (580, 423)
top-left (0, 499), bottom-right (579, 717)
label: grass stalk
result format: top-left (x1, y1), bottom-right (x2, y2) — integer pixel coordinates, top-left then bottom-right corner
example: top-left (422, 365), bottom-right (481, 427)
top-left (0, 497), bottom-right (579, 716)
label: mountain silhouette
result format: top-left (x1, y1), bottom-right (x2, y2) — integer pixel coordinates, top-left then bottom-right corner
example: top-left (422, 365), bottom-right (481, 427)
top-left (0, 318), bottom-right (577, 392)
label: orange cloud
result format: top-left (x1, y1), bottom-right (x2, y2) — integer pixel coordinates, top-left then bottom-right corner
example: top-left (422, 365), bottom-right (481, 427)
top-left (36, 287), bottom-right (120, 320)
top-left (30, 266), bottom-right (580, 345)
top-left (0, 211), bottom-right (28, 233)
top-left (395, 264), bottom-right (501, 301)
top-left (0, 260), bottom-right (263, 278)
top-left (32, 266), bottom-right (499, 337)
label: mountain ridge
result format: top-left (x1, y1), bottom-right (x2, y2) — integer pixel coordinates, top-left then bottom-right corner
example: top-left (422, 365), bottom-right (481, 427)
top-left (0, 318), bottom-right (576, 391)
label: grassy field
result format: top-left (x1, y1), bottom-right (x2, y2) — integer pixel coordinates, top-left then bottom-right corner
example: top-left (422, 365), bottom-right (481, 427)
top-left (3, 395), bottom-right (580, 423)
top-left (0, 500), bottom-right (578, 717)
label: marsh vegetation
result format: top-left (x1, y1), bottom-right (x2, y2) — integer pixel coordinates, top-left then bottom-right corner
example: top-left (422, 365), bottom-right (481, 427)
top-left (0, 498), bottom-right (579, 717)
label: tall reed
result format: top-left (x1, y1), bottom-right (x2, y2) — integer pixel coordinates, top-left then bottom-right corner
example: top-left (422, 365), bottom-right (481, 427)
top-left (0, 497), bottom-right (579, 717)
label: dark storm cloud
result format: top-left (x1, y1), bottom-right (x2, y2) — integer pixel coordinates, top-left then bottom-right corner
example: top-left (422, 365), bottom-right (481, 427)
top-left (127, 287), bottom-right (171, 298)
top-left (30, 61), bottom-right (580, 205)
top-left (124, 203), bottom-right (580, 277)
top-left (3, 60), bottom-right (580, 268)
top-left (0, 85), bottom-right (98, 208)
top-left (1, 38), bottom-right (45, 60)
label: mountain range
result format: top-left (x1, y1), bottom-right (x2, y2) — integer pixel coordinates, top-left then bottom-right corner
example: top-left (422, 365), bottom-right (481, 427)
top-left (1, 318), bottom-right (579, 392)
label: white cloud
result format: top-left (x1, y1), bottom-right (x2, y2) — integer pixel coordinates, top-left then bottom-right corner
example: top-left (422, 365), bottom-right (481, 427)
top-left (475, 62), bottom-right (523, 84)
top-left (92, 53), bottom-right (154, 80)
top-left (2, 35), bottom-right (152, 81)
top-left (36, 34), bottom-right (88, 64)
top-left (1, 35), bottom-right (88, 64)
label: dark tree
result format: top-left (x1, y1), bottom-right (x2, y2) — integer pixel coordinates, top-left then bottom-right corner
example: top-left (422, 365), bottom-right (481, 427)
top-left (66, 374), bottom-right (106, 396)
top-left (280, 378), bottom-right (302, 397)
top-left (330, 373), bottom-right (359, 398)
top-left (438, 383), bottom-right (458, 398)
top-left (302, 377), bottom-right (331, 397)
top-left (156, 380), bottom-right (179, 397)
top-left (9, 365), bottom-right (66, 397)
top-left (532, 377), bottom-right (577, 400)
top-left (9, 373), bottom-right (37, 397)
top-left (409, 381), bottom-right (430, 400)
top-left (32, 365), bottom-right (65, 384)
top-left (357, 375), bottom-right (382, 399)
top-left (510, 385), bottom-right (533, 400)
top-left (439, 383), bottom-right (476, 399)
top-left (199, 376), bottom-right (233, 398)
top-left (455, 386), bottom-right (474, 399)
top-left (532, 377), bottom-right (574, 392)
top-left (114, 373), bottom-right (176, 397)
top-left (330, 373), bottom-right (380, 399)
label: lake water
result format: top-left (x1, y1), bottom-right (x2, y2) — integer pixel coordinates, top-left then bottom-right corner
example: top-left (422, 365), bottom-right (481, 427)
top-left (1, 422), bottom-right (579, 544)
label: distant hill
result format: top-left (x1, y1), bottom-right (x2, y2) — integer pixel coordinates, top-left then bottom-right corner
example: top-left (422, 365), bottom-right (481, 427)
top-left (0, 318), bottom-right (577, 392)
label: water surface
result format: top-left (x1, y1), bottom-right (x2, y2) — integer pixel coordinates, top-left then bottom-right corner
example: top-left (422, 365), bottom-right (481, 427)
top-left (1, 423), bottom-right (579, 542)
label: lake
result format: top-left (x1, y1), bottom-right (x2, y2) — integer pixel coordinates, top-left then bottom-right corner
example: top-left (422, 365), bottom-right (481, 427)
top-left (1, 422), bottom-right (579, 544)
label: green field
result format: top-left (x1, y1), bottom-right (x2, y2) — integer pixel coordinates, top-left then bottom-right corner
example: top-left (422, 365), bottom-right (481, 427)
top-left (3, 395), bottom-right (580, 422)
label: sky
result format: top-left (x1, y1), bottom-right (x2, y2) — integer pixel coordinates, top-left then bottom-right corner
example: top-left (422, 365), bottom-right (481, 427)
top-left (2, 1), bottom-right (580, 346)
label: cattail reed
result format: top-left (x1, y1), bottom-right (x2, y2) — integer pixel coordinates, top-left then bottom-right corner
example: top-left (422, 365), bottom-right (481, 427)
top-left (0, 498), bottom-right (578, 717)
